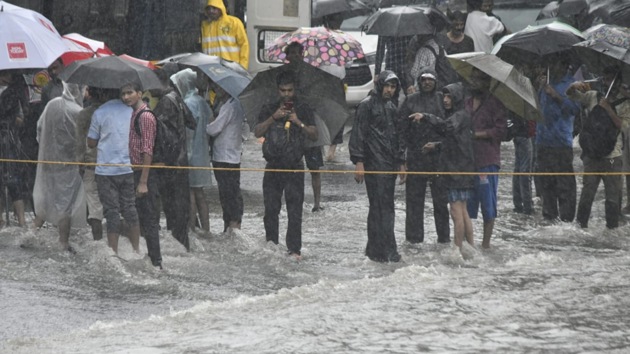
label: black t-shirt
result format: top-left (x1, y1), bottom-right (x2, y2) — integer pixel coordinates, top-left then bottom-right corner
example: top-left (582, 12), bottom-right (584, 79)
top-left (257, 98), bottom-right (315, 168)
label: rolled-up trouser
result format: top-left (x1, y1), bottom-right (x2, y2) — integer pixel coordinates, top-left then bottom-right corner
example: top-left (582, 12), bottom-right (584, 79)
top-left (512, 137), bottom-right (533, 213)
top-left (134, 170), bottom-right (162, 265)
top-left (536, 146), bottom-right (576, 222)
top-left (96, 173), bottom-right (138, 234)
top-left (577, 156), bottom-right (622, 229)
top-left (83, 168), bottom-right (103, 220)
top-left (213, 161), bottom-right (244, 232)
top-left (157, 168), bottom-right (190, 251)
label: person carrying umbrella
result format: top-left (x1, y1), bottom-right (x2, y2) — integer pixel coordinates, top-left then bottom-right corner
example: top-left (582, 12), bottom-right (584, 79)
top-left (201, 0), bottom-right (249, 69)
top-left (465, 67), bottom-right (508, 249)
top-left (349, 70), bottom-right (406, 263)
top-left (254, 70), bottom-right (318, 260)
top-left (284, 42), bottom-right (326, 212)
top-left (204, 72), bottom-right (246, 237)
top-left (567, 67), bottom-right (630, 230)
top-left (534, 54), bottom-right (580, 224)
top-left (87, 89), bottom-right (142, 259)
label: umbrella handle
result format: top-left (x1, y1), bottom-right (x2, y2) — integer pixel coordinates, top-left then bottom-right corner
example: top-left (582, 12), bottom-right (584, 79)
top-left (605, 72), bottom-right (618, 99)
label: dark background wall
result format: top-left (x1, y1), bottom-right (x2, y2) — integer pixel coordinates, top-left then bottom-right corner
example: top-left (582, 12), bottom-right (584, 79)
top-left (10, 0), bottom-right (247, 60)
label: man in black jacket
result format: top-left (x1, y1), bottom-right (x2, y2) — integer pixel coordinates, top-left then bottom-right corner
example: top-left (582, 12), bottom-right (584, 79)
top-left (254, 70), bottom-right (318, 259)
top-left (349, 70), bottom-right (406, 263)
top-left (398, 67), bottom-right (450, 244)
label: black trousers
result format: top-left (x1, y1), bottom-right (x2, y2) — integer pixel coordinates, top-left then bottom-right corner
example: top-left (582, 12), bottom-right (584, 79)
top-left (536, 146), bottom-right (576, 222)
top-left (157, 168), bottom-right (190, 251)
top-left (263, 166), bottom-right (304, 255)
top-left (365, 173), bottom-right (399, 262)
top-left (213, 161), bottom-right (244, 232)
top-left (405, 174), bottom-right (450, 243)
top-left (134, 170), bottom-right (162, 265)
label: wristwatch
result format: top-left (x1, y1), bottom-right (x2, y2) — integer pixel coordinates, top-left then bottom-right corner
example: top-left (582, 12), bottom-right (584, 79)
top-left (300, 123), bottom-right (305, 129)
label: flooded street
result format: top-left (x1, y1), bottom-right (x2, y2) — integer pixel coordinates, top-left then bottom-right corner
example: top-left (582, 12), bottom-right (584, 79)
top-left (2, 132), bottom-right (630, 353)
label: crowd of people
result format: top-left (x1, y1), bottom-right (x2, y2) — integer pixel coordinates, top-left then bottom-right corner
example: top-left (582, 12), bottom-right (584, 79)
top-left (1, 0), bottom-right (629, 266)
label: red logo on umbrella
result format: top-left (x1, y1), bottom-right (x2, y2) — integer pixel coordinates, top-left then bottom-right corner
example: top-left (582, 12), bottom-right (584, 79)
top-left (7, 43), bottom-right (28, 60)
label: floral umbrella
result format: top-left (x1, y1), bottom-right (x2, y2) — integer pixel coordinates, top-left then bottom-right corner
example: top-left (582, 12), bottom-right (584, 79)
top-left (583, 24), bottom-right (630, 48)
top-left (266, 27), bottom-right (364, 67)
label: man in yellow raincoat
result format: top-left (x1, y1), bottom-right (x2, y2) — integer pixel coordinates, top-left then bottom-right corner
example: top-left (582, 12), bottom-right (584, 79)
top-left (201, 0), bottom-right (249, 69)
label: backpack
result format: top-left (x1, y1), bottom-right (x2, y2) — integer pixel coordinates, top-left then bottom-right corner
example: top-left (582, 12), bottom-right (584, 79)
top-left (262, 120), bottom-right (304, 167)
top-left (423, 44), bottom-right (460, 89)
top-left (133, 107), bottom-right (181, 165)
top-left (579, 96), bottom-right (627, 159)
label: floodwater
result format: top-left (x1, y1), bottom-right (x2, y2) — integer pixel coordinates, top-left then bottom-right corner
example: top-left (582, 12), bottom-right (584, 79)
top-left (2, 133), bottom-right (630, 353)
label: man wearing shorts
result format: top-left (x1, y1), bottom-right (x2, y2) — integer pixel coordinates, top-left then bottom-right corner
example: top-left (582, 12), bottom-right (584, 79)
top-left (465, 68), bottom-right (507, 249)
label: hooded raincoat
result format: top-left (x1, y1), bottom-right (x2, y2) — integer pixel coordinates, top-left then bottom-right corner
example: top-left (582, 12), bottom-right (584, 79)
top-left (201, 0), bottom-right (249, 69)
top-left (424, 82), bottom-right (475, 190)
top-left (349, 70), bottom-right (404, 263)
top-left (171, 69), bottom-right (213, 188)
top-left (34, 83), bottom-right (86, 226)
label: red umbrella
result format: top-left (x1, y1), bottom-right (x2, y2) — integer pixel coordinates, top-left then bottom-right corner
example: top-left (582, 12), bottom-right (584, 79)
top-left (62, 33), bottom-right (114, 57)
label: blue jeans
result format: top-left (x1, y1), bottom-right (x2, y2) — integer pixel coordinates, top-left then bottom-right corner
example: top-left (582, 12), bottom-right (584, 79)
top-left (512, 137), bottom-right (533, 214)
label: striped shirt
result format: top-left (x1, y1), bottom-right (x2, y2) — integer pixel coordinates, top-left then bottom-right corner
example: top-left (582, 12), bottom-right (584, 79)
top-left (129, 103), bottom-right (156, 165)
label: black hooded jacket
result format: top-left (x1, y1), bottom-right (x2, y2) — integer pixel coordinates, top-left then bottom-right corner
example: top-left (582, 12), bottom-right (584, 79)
top-left (423, 82), bottom-right (475, 189)
top-left (398, 67), bottom-right (445, 172)
top-left (349, 70), bottom-right (404, 171)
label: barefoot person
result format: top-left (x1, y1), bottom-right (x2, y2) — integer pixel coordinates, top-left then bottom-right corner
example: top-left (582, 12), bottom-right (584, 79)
top-left (418, 83), bottom-right (475, 255)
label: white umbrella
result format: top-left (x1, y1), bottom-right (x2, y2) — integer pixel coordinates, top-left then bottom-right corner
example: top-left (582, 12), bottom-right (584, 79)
top-left (447, 52), bottom-right (541, 121)
top-left (0, 1), bottom-right (67, 70)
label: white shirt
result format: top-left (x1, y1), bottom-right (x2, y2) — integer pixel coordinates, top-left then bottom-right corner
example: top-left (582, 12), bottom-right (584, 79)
top-left (206, 97), bottom-right (245, 164)
top-left (464, 10), bottom-right (504, 53)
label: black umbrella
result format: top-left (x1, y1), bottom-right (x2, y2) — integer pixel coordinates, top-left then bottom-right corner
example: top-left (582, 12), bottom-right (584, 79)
top-left (590, 0), bottom-right (630, 27)
top-left (312, 0), bottom-right (352, 18)
top-left (58, 56), bottom-right (163, 90)
top-left (174, 52), bottom-right (218, 67)
top-left (239, 60), bottom-right (349, 140)
top-left (197, 60), bottom-right (252, 99)
top-left (360, 5), bottom-right (436, 36)
top-left (494, 26), bottom-right (584, 65)
top-left (573, 40), bottom-right (630, 85)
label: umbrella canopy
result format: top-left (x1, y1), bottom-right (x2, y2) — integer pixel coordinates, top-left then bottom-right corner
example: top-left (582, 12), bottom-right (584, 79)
top-left (62, 33), bottom-right (114, 57)
top-left (312, 0), bottom-right (352, 18)
top-left (586, 0), bottom-right (630, 27)
top-left (0, 1), bottom-right (67, 70)
top-left (239, 60), bottom-right (349, 139)
top-left (118, 54), bottom-right (157, 70)
top-left (447, 52), bottom-right (540, 120)
top-left (61, 38), bottom-right (95, 65)
top-left (573, 40), bottom-right (630, 85)
top-left (197, 59), bottom-right (252, 98)
top-left (174, 52), bottom-right (219, 67)
top-left (493, 25), bottom-right (584, 65)
top-left (58, 56), bottom-right (163, 90)
top-left (360, 5), bottom-right (435, 36)
top-left (583, 24), bottom-right (630, 48)
top-left (266, 27), bottom-right (365, 67)
top-left (312, 0), bottom-right (372, 22)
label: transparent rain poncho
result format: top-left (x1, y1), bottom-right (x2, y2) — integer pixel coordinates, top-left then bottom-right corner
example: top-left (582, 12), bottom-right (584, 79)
top-left (33, 82), bottom-right (86, 226)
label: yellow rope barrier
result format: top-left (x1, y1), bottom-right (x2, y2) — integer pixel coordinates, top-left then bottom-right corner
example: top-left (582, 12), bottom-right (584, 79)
top-left (2, 158), bottom-right (630, 176)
